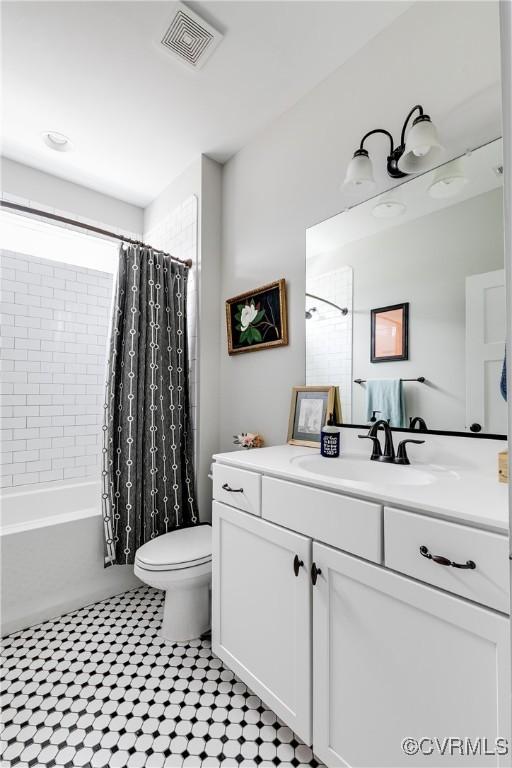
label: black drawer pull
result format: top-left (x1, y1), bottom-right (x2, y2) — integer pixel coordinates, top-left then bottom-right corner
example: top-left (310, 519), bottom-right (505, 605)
top-left (311, 562), bottom-right (322, 585)
top-left (222, 483), bottom-right (244, 493)
top-left (419, 545), bottom-right (476, 570)
top-left (293, 554), bottom-right (304, 577)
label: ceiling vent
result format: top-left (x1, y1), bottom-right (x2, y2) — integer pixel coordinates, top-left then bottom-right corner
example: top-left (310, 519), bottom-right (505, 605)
top-left (160, 3), bottom-right (223, 70)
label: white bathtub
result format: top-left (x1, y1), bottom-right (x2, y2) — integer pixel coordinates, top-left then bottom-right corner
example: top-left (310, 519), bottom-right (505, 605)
top-left (0, 479), bottom-right (140, 636)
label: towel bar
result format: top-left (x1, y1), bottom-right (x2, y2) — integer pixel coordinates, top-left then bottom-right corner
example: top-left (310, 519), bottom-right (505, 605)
top-left (354, 377), bottom-right (425, 384)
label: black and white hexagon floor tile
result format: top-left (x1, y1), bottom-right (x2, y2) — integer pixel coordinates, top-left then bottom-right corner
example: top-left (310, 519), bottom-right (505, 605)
top-left (0, 587), bottom-right (324, 768)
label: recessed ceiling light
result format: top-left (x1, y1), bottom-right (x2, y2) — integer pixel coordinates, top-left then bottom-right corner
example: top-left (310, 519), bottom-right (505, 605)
top-left (371, 200), bottom-right (406, 218)
top-left (428, 175), bottom-right (468, 199)
top-left (42, 131), bottom-right (72, 152)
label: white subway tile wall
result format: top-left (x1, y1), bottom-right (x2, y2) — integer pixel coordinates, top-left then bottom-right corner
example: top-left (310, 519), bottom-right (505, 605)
top-left (0, 249), bottom-right (113, 488)
top-left (306, 267), bottom-right (353, 421)
top-left (144, 196), bottom-right (199, 468)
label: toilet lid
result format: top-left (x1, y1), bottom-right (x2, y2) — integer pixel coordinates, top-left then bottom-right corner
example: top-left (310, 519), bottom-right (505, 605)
top-left (135, 525), bottom-right (212, 571)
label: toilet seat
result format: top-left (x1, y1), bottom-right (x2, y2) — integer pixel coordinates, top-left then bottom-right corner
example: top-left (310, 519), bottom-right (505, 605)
top-left (134, 525), bottom-right (212, 572)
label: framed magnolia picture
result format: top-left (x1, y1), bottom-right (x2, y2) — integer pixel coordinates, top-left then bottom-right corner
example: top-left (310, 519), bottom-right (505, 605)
top-left (287, 386), bottom-right (341, 447)
top-left (226, 279), bottom-right (288, 355)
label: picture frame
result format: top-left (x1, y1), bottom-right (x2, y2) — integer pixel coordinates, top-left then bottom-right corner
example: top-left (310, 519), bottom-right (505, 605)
top-left (225, 279), bottom-right (288, 356)
top-left (287, 386), bottom-right (341, 447)
top-left (371, 302), bottom-right (409, 363)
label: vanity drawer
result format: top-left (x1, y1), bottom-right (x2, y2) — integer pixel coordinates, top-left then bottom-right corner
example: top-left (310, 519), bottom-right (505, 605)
top-left (213, 463), bottom-right (261, 516)
top-left (384, 507), bottom-right (510, 613)
top-left (262, 477), bottom-right (382, 563)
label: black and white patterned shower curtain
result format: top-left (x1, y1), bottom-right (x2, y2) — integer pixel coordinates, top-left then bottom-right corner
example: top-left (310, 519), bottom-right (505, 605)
top-left (102, 245), bottom-right (198, 566)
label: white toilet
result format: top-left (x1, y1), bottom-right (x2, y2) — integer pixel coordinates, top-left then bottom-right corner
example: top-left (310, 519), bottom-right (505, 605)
top-left (134, 525), bottom-right (212, 642)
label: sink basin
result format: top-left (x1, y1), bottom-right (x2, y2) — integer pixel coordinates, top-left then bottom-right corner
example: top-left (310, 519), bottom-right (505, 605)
top-left (290, 453), bottom-right (438, 487)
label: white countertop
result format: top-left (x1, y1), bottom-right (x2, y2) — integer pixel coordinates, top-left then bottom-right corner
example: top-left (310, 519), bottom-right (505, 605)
top-left (213, 443), bottom-right (509, 534)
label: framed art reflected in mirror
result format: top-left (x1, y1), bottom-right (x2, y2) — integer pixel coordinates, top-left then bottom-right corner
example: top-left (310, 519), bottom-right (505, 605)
top-left (371, 302), bottom-right (409, 363)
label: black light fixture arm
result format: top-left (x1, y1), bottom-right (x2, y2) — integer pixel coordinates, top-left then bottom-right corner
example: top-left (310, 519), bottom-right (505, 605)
top-left (347, 103), bottom-right (435, 182)
top-left (400, 104), bottom-right (424, 145)
top-left (359, 128), bottom-right (395, 155)
top-left (357, 126), bottom-right (407, 180)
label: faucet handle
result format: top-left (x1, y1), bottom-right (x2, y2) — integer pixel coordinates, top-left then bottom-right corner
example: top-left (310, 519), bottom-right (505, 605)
top-left (396, 439), bottom-right (425, 465)
top-left (358, 434), bottom-right (382, 461)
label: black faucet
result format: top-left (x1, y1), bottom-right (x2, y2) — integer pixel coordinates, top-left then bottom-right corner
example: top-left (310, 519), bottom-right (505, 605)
top-left (409, 416), bottom-right (428, 431)
top-left (395, 439), bottom-right (425, 464)
top-left (359, 419), bottom-right (425, 464)
top-left (360, 419), bottom-right (395, 462)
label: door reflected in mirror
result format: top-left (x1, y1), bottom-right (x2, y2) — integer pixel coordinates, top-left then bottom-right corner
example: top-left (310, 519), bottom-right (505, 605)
top-left (305, 138), bottom-right (506, 437)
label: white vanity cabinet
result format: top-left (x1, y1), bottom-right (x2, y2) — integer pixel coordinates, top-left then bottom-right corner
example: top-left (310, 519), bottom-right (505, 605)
top-left (212, 501), bottom-right (312, 743)
top-left (312, 541), bottom-right (511, 767)
top-left (212, 454), bottom-right (511, 767)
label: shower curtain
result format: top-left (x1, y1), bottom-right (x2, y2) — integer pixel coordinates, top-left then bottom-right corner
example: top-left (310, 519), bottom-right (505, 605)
top-left (102, 244), bottom-right (198, 566)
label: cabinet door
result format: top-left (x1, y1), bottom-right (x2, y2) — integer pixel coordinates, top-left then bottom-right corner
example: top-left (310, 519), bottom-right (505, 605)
top-left (312, 541), bottom-right (511, 768)
top-left (212, 501), bottom-right (312, 744)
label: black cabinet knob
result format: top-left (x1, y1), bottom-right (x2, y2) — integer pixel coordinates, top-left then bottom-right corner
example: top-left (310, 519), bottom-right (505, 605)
top-left (311, 562), bottom-right (322, 586)
top-left (293, 555), bottom-right (304, 577)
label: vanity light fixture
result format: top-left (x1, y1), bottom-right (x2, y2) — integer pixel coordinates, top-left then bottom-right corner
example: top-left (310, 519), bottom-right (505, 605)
top-left (428, 157), bottom-right (469, 199)
top-left (344, 105), bottom-right (443, 188)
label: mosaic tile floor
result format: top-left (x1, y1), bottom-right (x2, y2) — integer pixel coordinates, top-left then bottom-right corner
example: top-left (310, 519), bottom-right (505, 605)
top-left (0, 587), bottom-right (323, 768)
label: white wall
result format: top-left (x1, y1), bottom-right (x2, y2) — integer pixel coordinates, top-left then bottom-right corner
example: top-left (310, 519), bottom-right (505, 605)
top-left (307, 189), bottom-right (504, 432)
top-left (1, 158), bottom-right (143, 236)
top-left (0, 250), bottom-right (113, 487)
top-left (197, 158), bottom-right (222, 521)
top-left (220, 1), bottom-right (502, 450)
top-left (144, 161), bottom-right (201, 236)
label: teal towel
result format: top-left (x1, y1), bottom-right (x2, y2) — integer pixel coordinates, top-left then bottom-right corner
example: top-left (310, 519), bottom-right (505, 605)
top-left (365, 379), bottom-right (406, 428)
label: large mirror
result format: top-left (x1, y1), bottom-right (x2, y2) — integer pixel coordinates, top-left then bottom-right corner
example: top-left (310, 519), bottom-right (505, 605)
top-left (306, 138), bottom-right (506, 437)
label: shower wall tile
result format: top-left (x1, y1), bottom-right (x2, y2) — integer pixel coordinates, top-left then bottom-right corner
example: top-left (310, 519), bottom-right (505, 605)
top-left (306, 266), bottom-right (354, 422)
top-left (0, 249), bottom-right (113, 488)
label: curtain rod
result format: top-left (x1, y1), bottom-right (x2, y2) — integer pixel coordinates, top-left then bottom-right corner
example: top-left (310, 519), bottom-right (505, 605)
top-left (0, 200), bottom-right (193, 269)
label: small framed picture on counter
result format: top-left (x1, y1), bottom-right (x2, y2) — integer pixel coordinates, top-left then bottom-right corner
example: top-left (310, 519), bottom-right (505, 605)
top-left (287, 385), bottom-right (340, 447)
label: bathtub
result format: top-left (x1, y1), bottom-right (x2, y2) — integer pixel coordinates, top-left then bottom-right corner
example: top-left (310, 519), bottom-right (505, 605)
top-left (0, 479), bottom-right (140, 636)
